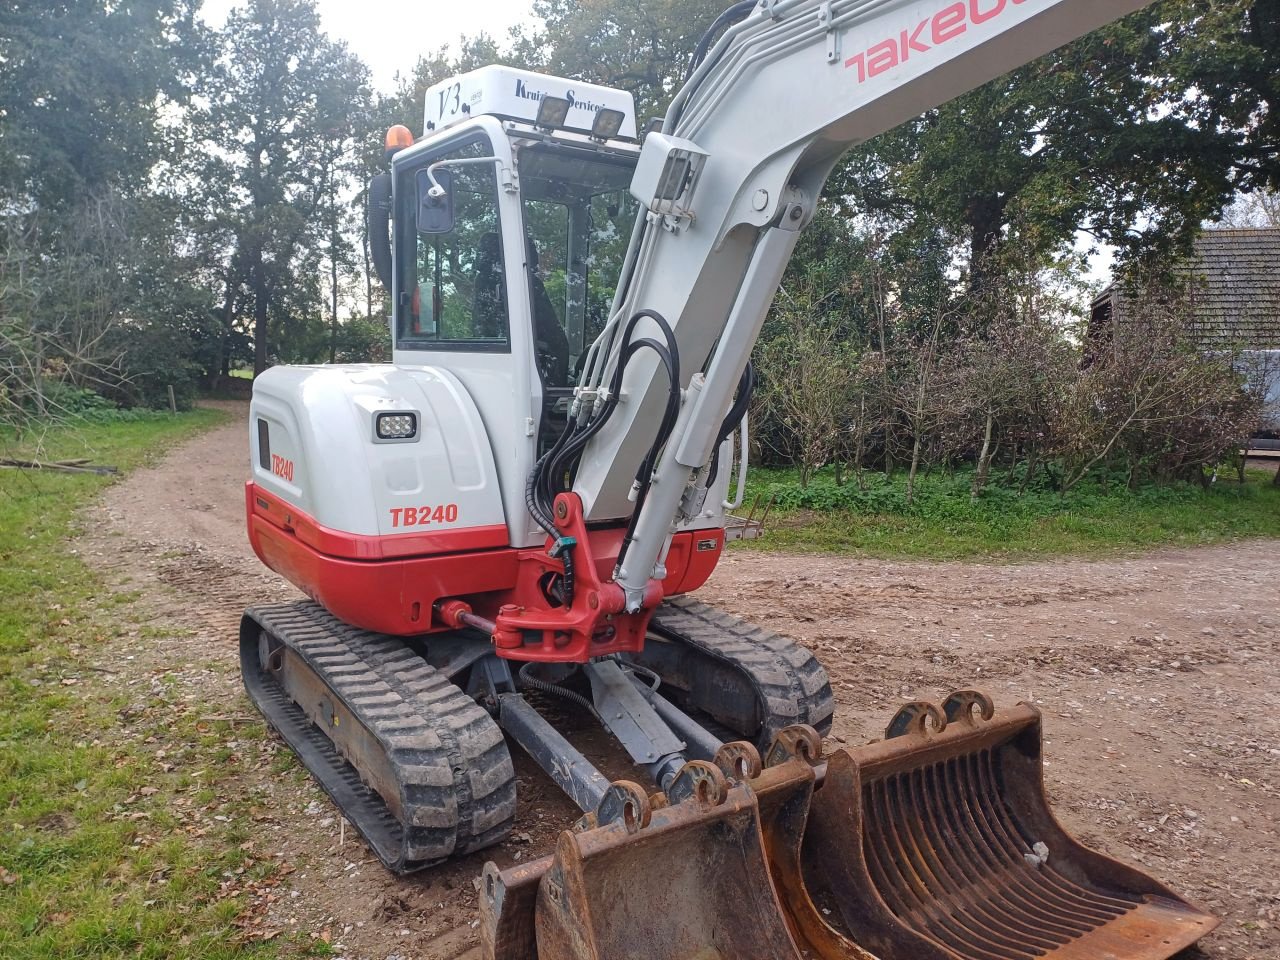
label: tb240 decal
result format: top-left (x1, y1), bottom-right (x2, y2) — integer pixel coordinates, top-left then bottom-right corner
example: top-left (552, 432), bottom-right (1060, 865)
top-left (390, 504), bottom-right (460, 528)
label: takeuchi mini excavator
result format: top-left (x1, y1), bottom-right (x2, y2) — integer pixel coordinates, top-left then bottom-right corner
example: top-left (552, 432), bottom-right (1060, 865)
top-left (239, 2), bottom-right (1219, 957)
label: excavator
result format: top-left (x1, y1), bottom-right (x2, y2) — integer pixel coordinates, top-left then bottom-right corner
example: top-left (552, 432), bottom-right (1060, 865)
top-left (239, 1), bottom-right (1221, 957)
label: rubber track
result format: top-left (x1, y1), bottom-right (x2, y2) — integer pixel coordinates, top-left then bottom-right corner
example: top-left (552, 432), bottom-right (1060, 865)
top-left (647, 596), bottom-right (835, 747)
top-left (240, 601), bottom-right (515, 874)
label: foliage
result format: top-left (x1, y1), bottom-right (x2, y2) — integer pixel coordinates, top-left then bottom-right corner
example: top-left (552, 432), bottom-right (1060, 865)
top-left (750, 207), bottom-right (1264, 497)
top-left (829, 0), bottom-right (1279, 281)
top-left (2, 0), bottom-right (1277, 478)
top-left (332, 316), bottom-right (391, 364)
top-left (515, 0), bottom-right (725, 122)
top-left (744, 464), bottom-right (1280, 559)
top-left (193, 0), bottom-right (374, 377)
top-left (0, 0), bottom-right (203, 212)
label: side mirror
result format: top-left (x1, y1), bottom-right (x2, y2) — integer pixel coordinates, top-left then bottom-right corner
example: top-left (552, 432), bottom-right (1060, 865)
top-left (416, 167), bottom-right (454, 235)
top-left (367, 172), bottom-right (393, 289)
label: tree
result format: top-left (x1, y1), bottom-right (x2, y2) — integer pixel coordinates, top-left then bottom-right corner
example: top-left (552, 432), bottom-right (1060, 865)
top-left (0, 0), bottom-right (204, 212)
top-left (0, 1), bottom-right (207, 427)
top-left (1220, 190), bottom-right (1280, 228)
top-left (830, 1), bottom-right (1253, 296)
top-left (198, 0), bottom-right (370, 375)
top-left (515, 0), bottom-right (725, 122)
top-left (755, 289), bottom-right (860, 487)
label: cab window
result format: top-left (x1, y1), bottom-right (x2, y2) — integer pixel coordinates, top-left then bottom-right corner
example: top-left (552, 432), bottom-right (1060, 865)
top-left (518, 144), bottom-right (638, 386)
top-left (396, 137), bottom-right (509, 351)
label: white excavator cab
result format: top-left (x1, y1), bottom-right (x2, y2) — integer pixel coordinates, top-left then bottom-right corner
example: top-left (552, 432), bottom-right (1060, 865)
top-left (371, 69), bottom-right (652, 545)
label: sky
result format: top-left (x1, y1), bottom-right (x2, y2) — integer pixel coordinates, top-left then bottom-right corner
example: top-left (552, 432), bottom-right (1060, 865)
top-left (198, 0), bottom-right (537, 93)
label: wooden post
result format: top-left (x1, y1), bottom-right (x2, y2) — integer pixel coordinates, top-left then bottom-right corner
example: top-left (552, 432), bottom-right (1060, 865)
top-left (167, 384), bottom-right (177, 415)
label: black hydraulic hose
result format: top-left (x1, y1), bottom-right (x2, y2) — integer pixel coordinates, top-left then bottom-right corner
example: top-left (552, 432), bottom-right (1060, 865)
top-left (687, 0), bottom-right (757, 77)
top-left (532, 309), bottom-right (682, 603)
top-left (706, 362), bottom-right (755, 488)
top-left (525, 450), bottom-right (559, 536)
top-left (526, 405), bottom-right (586, 607)
top-left (615, 334), bottom-right (684, 575)
top-left (518, 663), bottom-right (598, 718)
top-left (544, 310), bottom-right (678, 500)
top-left (560, 549), bottom-right (576, 609)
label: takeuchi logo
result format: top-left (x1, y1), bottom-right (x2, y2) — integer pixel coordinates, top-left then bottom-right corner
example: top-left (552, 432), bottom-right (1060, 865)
top-left (844, 0), bottom-right (1033, 83)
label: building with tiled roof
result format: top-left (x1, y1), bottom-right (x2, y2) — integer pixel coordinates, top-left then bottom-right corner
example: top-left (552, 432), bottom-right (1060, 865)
top-left (1090, 229), bottom-right (1280, 442)
top-left (1091, 228), bottom-right (1280, 349)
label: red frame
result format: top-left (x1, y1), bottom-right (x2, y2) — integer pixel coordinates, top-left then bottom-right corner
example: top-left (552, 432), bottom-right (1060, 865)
top-left (245, 482), bottom-right (723, 660)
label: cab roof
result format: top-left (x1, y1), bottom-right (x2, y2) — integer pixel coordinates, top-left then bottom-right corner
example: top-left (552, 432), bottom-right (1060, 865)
top-left (423, 65), bottom-right (638, 140)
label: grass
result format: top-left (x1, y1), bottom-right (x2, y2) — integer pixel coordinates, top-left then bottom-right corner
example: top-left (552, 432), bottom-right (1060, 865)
top-left (0, 409), bottom-right (308, 959)
top-left (740, 464), bottom-right (1280, 559)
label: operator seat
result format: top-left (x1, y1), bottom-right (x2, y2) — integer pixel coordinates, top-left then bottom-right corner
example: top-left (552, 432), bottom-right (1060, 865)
top-left (527, 236), bottom-right (570, 387)
top-left (473, 232), bottom-right (505, 339)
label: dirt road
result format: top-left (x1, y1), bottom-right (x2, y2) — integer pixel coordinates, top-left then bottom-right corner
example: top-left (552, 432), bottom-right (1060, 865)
top-left (85, 405), bottom-right (1279, 959)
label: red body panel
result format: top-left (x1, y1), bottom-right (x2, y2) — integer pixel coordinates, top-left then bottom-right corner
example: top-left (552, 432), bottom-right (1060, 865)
top-left (245, 482), bottom-right (723, 652)
top-left (247, 483), bottom-right (509, 559)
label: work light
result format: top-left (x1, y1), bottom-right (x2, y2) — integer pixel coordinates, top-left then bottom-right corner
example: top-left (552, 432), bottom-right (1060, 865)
top-left (536, 95), bottom-right (571, 130)
top-left (375, 411), bottom-right (418, 441)
top-left (591, 108), bottom-right (626, 140)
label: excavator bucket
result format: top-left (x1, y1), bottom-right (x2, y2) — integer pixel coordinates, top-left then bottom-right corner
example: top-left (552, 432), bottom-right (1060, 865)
top-left (480, 764), bottom-right (819, 960)
top-left (798, 691), bottom-right (1219, 960)
top-left (481, 694), bottom-right (1216, 960)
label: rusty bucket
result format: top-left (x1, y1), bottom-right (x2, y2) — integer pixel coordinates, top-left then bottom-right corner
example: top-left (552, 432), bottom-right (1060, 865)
top-left (712, 729), bottom-right (879, 960)
top-left (799, 691), bottom-right (1219, 960)
top-left (480, 763), bottom-right (817, 960)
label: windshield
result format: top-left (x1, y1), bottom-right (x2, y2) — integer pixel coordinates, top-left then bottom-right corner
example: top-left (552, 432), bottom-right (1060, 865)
top-left (518, 143), bottom-right (638, 387)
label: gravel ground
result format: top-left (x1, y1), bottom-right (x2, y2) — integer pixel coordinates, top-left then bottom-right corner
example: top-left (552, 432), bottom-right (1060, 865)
top-left (80, 404), bottom-right (1279, 960)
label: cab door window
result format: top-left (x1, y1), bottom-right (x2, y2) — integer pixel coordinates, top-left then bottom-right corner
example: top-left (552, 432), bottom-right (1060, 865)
top-left (396, 138), bottom-right (509, 351)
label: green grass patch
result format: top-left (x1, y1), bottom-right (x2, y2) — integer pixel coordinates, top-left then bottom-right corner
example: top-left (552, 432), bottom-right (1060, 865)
top-left (741, 465), bottom-right (1280, 559)
top-left (0, 408), bottom-right (291, 959)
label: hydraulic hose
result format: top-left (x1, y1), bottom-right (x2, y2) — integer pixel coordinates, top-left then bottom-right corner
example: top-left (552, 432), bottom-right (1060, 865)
top-left (529, 308), bottom-right (681, 607)
top-left (518, 662), bottom-right (598, 718)
top-left (706, 362), bottom-right (755, 488)
top-left (688, 0), bottom-right (757, 77)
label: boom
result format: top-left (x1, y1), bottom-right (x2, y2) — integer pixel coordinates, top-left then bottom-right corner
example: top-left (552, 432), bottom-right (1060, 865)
top-left (240, 4), bottom-right (1223, 957)
top-left (571, 0), bottom-right (1150, 608)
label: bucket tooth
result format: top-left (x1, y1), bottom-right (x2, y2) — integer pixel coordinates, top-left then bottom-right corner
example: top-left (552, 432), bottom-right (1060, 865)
top-left (480, 770), bottom-right (815, 960)
top-left (798, 690), bottom-right (1219, 960)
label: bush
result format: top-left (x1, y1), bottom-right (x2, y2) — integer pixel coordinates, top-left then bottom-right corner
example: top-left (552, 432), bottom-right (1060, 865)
top-left (102, 323), bottom-right (203, 411)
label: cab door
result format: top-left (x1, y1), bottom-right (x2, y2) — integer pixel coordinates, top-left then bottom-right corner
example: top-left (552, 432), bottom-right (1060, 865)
top-left (390, 120), bottom-right (543, 548)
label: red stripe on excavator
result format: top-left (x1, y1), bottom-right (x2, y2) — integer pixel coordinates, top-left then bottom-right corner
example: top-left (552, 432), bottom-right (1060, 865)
top-left (246, 482), bottom-right (510, 560)
top-left (245, 481), bottom-right (724, 640)
top-left (248, 513), bottom-right (520, 635)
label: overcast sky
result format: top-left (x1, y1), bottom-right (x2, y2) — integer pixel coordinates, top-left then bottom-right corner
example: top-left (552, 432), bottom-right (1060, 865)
top-left (199, 0), bottom-right (537, 92)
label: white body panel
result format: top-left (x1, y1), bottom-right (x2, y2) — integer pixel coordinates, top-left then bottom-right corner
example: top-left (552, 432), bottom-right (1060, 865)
top-left (250, 364), bottom-right (506, 538)
top-left (424, 65), bottom-right (638, 139)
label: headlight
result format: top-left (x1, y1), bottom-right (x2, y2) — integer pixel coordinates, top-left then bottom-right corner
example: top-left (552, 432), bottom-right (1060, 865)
top-left (375, 411), bottom-right (418, 440)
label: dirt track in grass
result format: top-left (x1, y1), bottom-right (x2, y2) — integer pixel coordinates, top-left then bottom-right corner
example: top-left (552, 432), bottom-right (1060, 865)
top-left (84, 401), bottom-right (1279, 959)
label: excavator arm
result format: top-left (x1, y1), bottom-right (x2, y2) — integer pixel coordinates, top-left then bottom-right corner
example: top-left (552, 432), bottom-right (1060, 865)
top-left (478, 4), bottom-right (1218, 959)
top-left (565, 0), bottom-right (1152, 610)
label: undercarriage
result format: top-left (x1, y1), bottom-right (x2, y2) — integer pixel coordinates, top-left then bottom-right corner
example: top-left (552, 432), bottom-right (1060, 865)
top-left (240, 597), bottom-right (834, 872)
top-left (241, 600), bottom-right (1217, 960)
